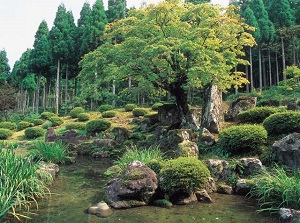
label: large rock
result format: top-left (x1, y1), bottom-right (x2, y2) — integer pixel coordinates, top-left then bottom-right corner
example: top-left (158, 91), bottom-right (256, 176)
top-left (87, 202), bottom-right (113, 218)
top-left (272, 133), bottom-right (300, 169)
top-left (201, 85), bottom-right (223, 133)
top-left (234, 179), bottom-right (251, 195)
top-left (105, 161), bottom-right (158, 209)
top-left (279, 208), bottom-right (300, 223)
top-left (112, 127), bottom-right (129, 143)
top-left (225, 96), bottom-right (257, 121)
top-left (205, 159), bottom-right (233, 182)
top-left (238, 158), bottom-right (264, 176)
top-left (158, 104), bottom-right (181, 126)
top-left (201, 128), bottom-right (216, 146)
top-left (39, 161), bottom-right (59, 179)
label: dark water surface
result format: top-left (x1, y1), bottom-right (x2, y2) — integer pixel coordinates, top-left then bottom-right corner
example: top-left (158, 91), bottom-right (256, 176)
top-left (28, 156), bottom-right (277, 223)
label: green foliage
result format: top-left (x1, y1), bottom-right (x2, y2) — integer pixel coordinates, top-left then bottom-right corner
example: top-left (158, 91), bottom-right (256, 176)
top-left (132, 108), bottom-right (148, 117)
top-left (77, 113), bottom-right (90, 122)
top-left (41, 111), bottom-right (57, 120)
top-left (159, 157), bottom-right (210, 194)
top-left (99, 104), bottom-right (113, 112)
top-left (86, 119), bottom-right (111, 135)
top-left (238, 106), bottom-right (279, 124)
top-left (33, 119), bottom-right (44, 126)
top-left (0, 149), bottom-right (52, 220)
top-left (0, 122), bottom-right (16, 130)
top-left (125, 104), bottom-right (137, 111)
top-left (17, 121), bottom-right (34, 131)
top-left (69, 107), bottom-right (85, 118)
top-left (48, 116), bottom-right (64, 127)
top-left (24, 127), bottom-right (45, 139)
top-left (102, 110), bottom-right (117, 118)
top-left (249, 165), bottom-right (300, 212)
top-left (42, 121), bottom-right (52, 129)
top-left (151, 103), bottom-right (163, 111)
top-left (65, 122), bottom-right (86, 130)
top-left (152, 199), bottom-right (172, 208)
top-left (28, 141), bottom-right (73, 164)
top-left (217, 124), bottom-right (267, 156)
top-left (263, 111), bottom-right (300, 135)
top-left (0, 128), bottom-right (13, 140)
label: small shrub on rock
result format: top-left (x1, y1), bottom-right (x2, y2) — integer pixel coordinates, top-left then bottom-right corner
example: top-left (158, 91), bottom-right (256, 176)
top-left (86, 119), bottom-right (111, 135)
top-left (102, 110), bottom-right (117, 118)
top-left (125, 104), bottom-right (137, 111)
top-left (77, 113), bottom-right (89, 122)
top-left (24, 127), bottom-right (45, 139)
top-left (0, 128), bottom-right (13, 139)
top-left (69, 107), bottom-right (85, 118)
top-left (218, 124), bottom-right (267, 156)
top-left (17, 121), bottom-right (33, 131)
top-left (263, 111), bottom-right (300, 136)
top-left (151, 102), bottom-right (163, 111)
top-left (0, 122), bottom-right (17, 130)
top-left (159, 157), bottom-right (210, 194)
top-left (33, 119), bottom-right (44, 126)
top-left (132, 108), bottom-right (148, 117)
top-left (65, 122), bottom-right (86, 130)
top-left (238, 106), bottom-right (278, 124)
top-left (99, 104), bottom-right (113, 112)
top-left (41, 111), bottom-right (57, 120)
top-left (49, 116), bottom-right (64, 127)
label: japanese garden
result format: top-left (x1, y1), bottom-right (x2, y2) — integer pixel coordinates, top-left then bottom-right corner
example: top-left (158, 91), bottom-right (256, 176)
top-left (1, 0), bottom-right (300, 222)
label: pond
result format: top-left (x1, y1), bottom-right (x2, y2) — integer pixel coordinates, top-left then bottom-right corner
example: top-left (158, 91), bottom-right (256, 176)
top-left (28, 156), bottom-right (277, 223)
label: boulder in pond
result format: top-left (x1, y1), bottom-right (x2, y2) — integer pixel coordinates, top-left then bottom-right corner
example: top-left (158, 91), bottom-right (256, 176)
top-left (205, 159), bottom-right (234, 182)
top-left (105, 161), bottom-right (158, 209)
top-left (238, 158), bottom-right (265, 176)
top-left (279, 208), bottom-right (300, 223)
top-left (87, 202), bottom-right (113, 218)
top-left (234, 179), bottom-right (252, 195)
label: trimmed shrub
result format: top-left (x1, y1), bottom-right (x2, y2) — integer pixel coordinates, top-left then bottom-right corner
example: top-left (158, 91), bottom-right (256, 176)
top-left (99, 104), bottom-right (113, 112)
top-left (48, 116), bottom-right (64, 127)
top-left (41, 111), bottom-right (57, 120)
top-left (69, 107), bottom-right (85, 118)
top-left (42, 120), bottom-right (52, 129)
top-left (125, 104), bottom-right (137, 111)
top-left (17, 121), bottom-right (34, 131)
top-left (0, 128), bottom-right (13, 139)
top-left (102, 110), bottom-right (117, 118)
top-left (77, 113), bottom-right (89, 122)
top-left (65, 122), bottom-right (86, 130)
top-left (86, 119), bottom-right (111, 135)
top-left (159, 157), bottom-right (210, 194)
top-left (24, 127), bottom-right (45, 139)
top-left (33, 119), bottom-right (44, 126)
top-left (263, 111), bottom-right (300, 135)
top-left (238, 106), bottom-right (278, 124)
top-left (132, 108), bottom-right (148, 117)
top-left (218, 124), bottom-right (267, 156)
top-left (151, 102), bottom-right (163, 111)
top-left (0, 122), bottom-right (17, 130)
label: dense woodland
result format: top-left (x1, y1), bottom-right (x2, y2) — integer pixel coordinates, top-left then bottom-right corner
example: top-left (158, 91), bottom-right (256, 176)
top-left (0, 0), bottom-right (299, 117)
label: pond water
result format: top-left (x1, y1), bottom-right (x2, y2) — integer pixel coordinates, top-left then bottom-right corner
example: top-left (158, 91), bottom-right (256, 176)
top-left (27, 156), bottom-right (277, 223)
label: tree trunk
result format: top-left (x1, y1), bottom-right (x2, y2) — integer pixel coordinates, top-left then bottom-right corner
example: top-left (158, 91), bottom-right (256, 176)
top-left (112, 79), bottom-right (116, 107)
top-left (281, 36), bottom-right (286, 80)
top-left (258, 45), bottom-right (263, 92)
top-left (250, 47), bottom-right (254, 91)
top-left (65, 64), bottom-right (69, 104)
top-left (276, 51), bottom-right (279, 85)
top-left (35, 72), bottom-right (41, 113)
top-left (245, 64), bottom-right (249, 93)
top-left (22, 89), bottom-right (27, 115)
top-left (268, 49), bottom-right (272, 86)
top-left (55, 59), bottom-right (60, 114)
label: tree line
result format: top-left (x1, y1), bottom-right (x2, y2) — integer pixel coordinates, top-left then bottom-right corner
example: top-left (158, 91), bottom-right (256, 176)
top-left (0, 0), bottom-right (298, 117)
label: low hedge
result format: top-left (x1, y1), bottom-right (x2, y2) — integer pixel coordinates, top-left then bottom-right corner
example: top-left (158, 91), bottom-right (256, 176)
top-left (77, 113), bottom-right (90, 122)
top-left (24, 127), bottom-right (45, 139)
top-left (99, 104), bottom-right (113, 112)
top-left (17, 121), bottom-right (34, 131)
top-left (33, 119), bottom-right (44, 126)
top-left (263, 111), bottom-right (300, 135)
top-left (65, 123), bottom-right (86, 130)
top-left (41, 111), bottom-right (57, 120)
top-left (0, 128), bottom-right (13, 139)
top-left (0, 122), bottom-right (17, 130)
top-left (48, 116), bottom-right (64, 127)
top-left (125, 104), bottom-right (137, 111)
top-left (69, 107), bottom-right (85, 118)
top-left (102, 110), bottom-right (117, 118)
top-left (86, 119), bottom-right (111, 135)
top-left (217, 124), bottom-right (267, 156)
top-left (237, 106), bottom-right (278, 124)
top-left (132, 108), bottom-right (148, 117)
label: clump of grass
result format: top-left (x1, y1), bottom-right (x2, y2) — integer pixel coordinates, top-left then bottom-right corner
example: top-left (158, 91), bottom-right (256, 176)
top-left (28, 141), bottom-right (73, 164)
top-left (249, 165), bottom-right (300, 213)
top-left (0, 148), bottom-right (52, 221)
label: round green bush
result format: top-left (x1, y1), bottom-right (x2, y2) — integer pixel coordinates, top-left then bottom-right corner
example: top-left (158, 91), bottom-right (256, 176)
top-left (99, 104), bottom-right (113, 112)
top-left (263, 111), bottom-right (300, 135)
top-left (77, 113), bottom-right (90, 122)
top-left (41, 111), bottom-right (57, 120)
top-left (159, 157), bottom-right (210, 194)
top-left (132, 108), bottom-right (148, 117)
top-left (151, 102), bottom-right (163, 111)
top-left (125, 104), bottom-right (137, 111)
top-left (0, 122), bottom-right (17, 130)
top-left (102, 110), bottom-right (117, 118)
top-left (42, 120), bottom-right (53, 129)
top-left (238, 106), bottom-right (278, 124)
top-left (33, 119), bottom-right (44, 126)
top-left (17, 121), bottom-right (34, 131)
top-left (24, 127), bottom-right (45, 139)
top-left (48, 116), bottom-right (64, 127)
top-left (0, 128), bottom-right (13, 139)
top-left (86, 119), bottom-right (111, 135)
top-left (218, 124), bottom-right (267, 155)
top-left (65, 123), bottom-right (86, 130)
top-left (69, 107), bottom-right (85, 118)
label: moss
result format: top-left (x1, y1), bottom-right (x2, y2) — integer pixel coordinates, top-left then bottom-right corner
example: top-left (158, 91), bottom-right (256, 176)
top-left (152, 199), bottom-right (173, 208)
